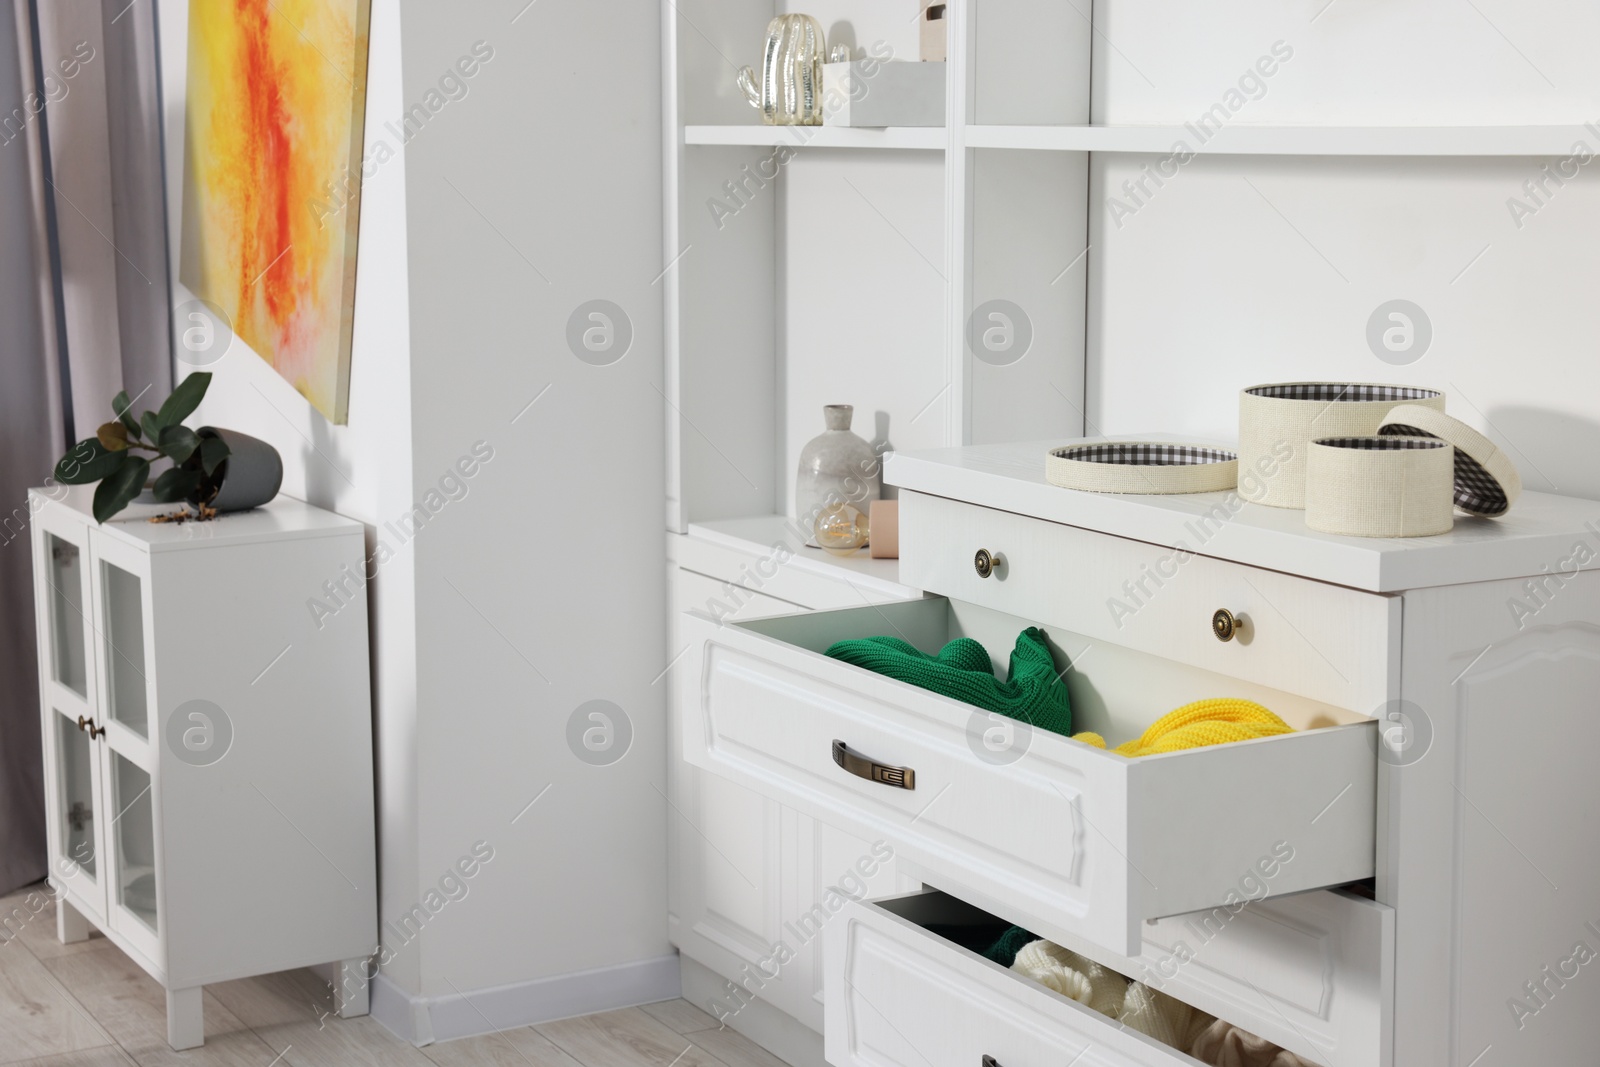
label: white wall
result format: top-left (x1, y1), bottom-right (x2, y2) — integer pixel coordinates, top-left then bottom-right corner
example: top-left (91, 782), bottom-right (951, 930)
top-left (156, 0), bottom-right (423, 991)
top-left (1087, 0), bottom-right (1600, 501)
top-left (158, 0), bottom-right (670, 1020)
top-left (397, 0), bottom-right (669, 1002)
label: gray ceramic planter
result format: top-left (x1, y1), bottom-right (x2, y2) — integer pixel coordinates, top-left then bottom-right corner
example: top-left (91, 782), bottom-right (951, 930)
top-left (196, 427), bottom-right (283, 513)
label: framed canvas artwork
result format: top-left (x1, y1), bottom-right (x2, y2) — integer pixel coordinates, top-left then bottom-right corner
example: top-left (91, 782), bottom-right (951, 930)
top-left (179, 0), bottom-right (372, 424)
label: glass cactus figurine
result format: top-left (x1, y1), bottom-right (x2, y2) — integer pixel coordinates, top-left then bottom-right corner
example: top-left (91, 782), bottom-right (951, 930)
top-left (736, 14), bottom-right (826, 126)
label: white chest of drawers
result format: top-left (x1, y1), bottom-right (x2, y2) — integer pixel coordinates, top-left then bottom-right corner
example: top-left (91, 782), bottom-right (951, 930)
top-left (678, 441), bottom-right (1600, 1067)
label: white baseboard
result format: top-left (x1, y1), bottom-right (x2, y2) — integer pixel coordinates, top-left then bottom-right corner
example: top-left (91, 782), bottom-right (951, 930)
top-left (370, 953), bottom-right (681, 1046)
top-left (678, 956), bottom-right (825, 1067)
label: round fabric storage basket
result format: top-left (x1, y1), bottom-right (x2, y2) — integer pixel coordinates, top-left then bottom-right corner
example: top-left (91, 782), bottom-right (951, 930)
top-left (1239, 383), bottom-right (1445, 510)
top-left (1378, 404), bottom-right (1523, 518)
top-left (1304, 436), bottom-right (1454, 538)
top-left (1045, 442), bottom-right (1238, 495)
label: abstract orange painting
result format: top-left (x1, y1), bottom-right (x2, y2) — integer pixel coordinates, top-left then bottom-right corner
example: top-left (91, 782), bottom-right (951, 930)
top-left (180, 0), bottom-right (372, 424)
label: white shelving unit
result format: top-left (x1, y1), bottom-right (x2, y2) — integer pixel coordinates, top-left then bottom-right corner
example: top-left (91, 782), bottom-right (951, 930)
top-left (663, 4), bottom-right (1592, 570)
top-left (661, 3), bottom-right (1594, 1061)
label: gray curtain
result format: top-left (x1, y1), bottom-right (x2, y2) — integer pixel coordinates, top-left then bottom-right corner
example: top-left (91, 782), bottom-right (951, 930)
top-left (0, 0), bottom-right (173, 895)
top-left (0, 0), bottom-right (61, 896)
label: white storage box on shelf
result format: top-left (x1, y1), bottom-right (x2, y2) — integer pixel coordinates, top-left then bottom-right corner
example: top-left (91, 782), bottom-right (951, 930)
top-left (680, 439), bottom-right (1600, 1067)
top-left (823, 60), bottom-right (946, 127)
top-left (29, 487), bottom-right (376, 1050)
top-left (1305, 436), bottom-right (1456, 538)
top-left (1237, 383), bottom-right (1446, 509)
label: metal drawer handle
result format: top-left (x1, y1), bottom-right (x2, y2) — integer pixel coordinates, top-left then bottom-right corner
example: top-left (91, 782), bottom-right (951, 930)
top-left (1212, 608), bottom-right (1242, 642)
top-left (974, 548), bottom-right (1003, 579)
top-left (832, 740), bottom-right (916, 790)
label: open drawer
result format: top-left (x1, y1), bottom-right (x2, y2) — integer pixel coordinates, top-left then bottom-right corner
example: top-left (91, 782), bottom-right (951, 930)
top-left (680, 596), bottom-right (1378, 957)
top-left (825, 889), bottom-right (1391, 1067)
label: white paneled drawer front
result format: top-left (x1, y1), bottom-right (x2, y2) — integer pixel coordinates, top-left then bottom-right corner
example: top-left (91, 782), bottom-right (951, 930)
top-left (899, 492), bottom-right (1400, 715)
top-left (1132, 889), bottom-right (1394, 1067)
top-left (679, 597), bottom-right (1377, 957)
top-left (826, 890), bottom-right (1392, 1067)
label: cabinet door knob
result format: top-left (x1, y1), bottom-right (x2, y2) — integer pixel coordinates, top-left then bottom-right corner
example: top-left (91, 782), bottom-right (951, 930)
top-left (974, 548), bottom-right (1003, 579)
top-left (77, 716), bottom-right (104, 740)
top-left (77, 715), bottom-right (90, 733)
top-left (1212, 608), bottom-right (1242, 642)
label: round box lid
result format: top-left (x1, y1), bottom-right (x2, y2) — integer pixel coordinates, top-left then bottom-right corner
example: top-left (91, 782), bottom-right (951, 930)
top-left (1377, 405), bottom-right (1523, 517)
top-left (1045, 442), bottom-right (1238, 495)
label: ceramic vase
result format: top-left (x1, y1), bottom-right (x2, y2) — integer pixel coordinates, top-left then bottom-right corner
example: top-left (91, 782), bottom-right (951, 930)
top-left (795, 404), bottom-right (881, 547)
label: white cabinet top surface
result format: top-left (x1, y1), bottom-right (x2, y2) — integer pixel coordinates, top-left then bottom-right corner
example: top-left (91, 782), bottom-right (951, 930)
top-left (31, 487), bottom-right (363, 553)
top-left (885, 440), bottom-right (1600, 593)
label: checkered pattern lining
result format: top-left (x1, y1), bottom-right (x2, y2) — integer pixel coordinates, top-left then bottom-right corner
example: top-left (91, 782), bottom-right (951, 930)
top-left (1054, 443), bottom-right (1238, 466)
top-left (1380, 422), bottom-right (1510, 515)
top-left (1246, 383), bottom-right (1443, 402)
top-left (1315, 435), bottom-right (1447, 450)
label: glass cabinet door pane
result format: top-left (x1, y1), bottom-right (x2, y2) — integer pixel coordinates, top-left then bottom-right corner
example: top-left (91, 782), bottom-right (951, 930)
top-left (54, 711), bottom-right (98, 882)
top-left (102, 563), bottom-right (149, 738)
top-left (46, 535), bottom-right (87, 697)
top-left (111, 754), bottom-right (158, 933)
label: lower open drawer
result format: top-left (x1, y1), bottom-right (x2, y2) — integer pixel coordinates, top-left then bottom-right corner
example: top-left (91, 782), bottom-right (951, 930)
top-left (826, 889), bottom-right (1392, 1067)
top-left (681, 596), bottom-right (1378, 957)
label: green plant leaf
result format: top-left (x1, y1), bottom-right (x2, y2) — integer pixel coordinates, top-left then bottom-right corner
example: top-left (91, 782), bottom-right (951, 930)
top-left (199, 435), bottom-right (230, 477)
top-left (141, 410), bottom-right (164, 443)
top-left (158, 424), bottom-right (200, 464)
top-left (112, 391), bottom-right (142, 439)
top-left (151, 466), bottom-right (203, 503)
top-left (97, 422), bottom-right (130, 452)
top-left (92, 456), bottom-right (149, 523)
top-left (54, 439), bottom-right (126, 485)
top-left (157, 372), bottom-right (212, 429)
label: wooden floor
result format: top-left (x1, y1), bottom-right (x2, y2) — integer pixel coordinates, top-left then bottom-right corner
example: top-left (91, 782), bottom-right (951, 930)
top-left (0, 885), bottom-right (786, 1067)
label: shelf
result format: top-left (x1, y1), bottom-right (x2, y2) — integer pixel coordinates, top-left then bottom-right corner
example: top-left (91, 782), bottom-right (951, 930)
top-left (964, 124), bottom-right (1600, 157)
top-left (685, 515), bottom-right (919, 603)
top-left (685, 125), bottom-right (946, 151)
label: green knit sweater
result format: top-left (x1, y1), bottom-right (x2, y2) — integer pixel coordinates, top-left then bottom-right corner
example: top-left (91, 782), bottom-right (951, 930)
top-left (823, 627), bottom-right (1072, 737)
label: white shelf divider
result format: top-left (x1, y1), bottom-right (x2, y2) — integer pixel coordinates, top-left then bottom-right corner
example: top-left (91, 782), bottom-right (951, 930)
top-left (965, 123), bottom-right (1600, 156)
top-left (685, 124), bottom-right (946, 150)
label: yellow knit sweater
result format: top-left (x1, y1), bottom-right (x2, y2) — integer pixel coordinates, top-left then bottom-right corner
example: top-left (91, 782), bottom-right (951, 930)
top-left (1072, 698), bottom-right (1292, 757)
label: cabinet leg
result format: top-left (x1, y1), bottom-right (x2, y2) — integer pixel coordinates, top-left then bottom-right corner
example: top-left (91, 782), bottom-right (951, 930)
top-left (166, 986), bottom-right (204, 1050)
top-left (55, 897), bottom-right (90, 945)
top-left (334, 957), bottom-right (370, 1018)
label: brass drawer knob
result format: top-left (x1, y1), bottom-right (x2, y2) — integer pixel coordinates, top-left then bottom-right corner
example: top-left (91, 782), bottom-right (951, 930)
top-left (974, 548), bottom-right (1003, 579)
top-left (1212, 608), bottom-right (1241, 642)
